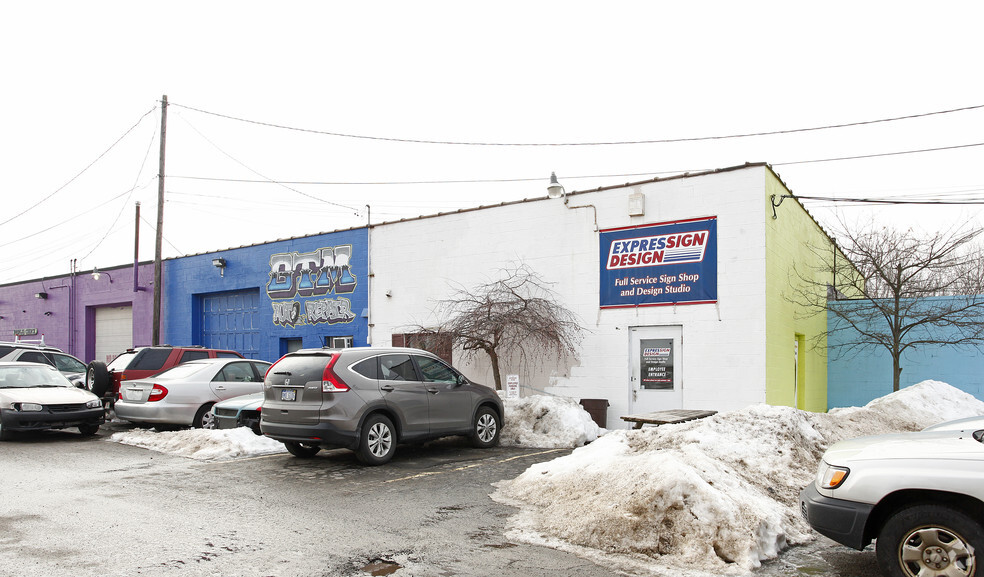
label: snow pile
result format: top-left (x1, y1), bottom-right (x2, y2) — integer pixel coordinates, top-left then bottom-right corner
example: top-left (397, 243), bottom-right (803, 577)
top-left (110, 394), bottom-right (602, 460)
top-left (110, 427), bottom-right (287, 460)
top-left (106, 381), bottom-right (984, 576)
top-left (500, 395), bottom-right (602, 448)
top-left (491, 381), bottom-right (984, 576)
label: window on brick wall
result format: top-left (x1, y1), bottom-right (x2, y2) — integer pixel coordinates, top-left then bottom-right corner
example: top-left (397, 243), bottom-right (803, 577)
top-left (392, 332), bottom-right (452, 365)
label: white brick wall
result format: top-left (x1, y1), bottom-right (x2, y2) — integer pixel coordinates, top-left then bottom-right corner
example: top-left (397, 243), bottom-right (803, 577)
top-left (370, 166), bottom-right (770, 427)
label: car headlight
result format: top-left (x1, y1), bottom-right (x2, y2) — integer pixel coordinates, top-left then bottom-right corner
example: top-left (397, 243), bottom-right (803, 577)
top-left (817, 462), bottom-right (850, 489)
top-left (86, 399), bottom-right (103, 409)
top-left (16, 403), bottom-right (43, 412)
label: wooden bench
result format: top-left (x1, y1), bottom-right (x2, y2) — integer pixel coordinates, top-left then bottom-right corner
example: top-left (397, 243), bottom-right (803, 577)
top-left (621, 409), bottom-right (717, 429)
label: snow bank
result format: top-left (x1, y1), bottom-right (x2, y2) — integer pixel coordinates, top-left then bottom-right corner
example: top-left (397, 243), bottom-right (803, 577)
top-left (491, 381), bottom-right (984, 576)
top-left (109, 394), bottom-right (602, 460)
top-left (109, 427), bottom-right (287, 460)
top-left (107, 381), bottom-right (984, 576)
top-left (500, 395), bottom-right (602, 448)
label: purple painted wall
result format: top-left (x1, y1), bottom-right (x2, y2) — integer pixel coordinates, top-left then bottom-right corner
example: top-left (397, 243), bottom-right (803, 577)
top-left (0, 263), bottom-right (156, 362)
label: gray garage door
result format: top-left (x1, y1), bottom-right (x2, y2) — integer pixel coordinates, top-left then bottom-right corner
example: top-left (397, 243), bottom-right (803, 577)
top-left (201, 289), bottom-right (260, 358)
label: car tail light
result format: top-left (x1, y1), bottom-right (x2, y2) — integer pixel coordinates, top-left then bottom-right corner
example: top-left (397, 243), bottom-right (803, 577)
top-left (322, 354), bottom-right (349, 392)
top-left (148, 384), bottom-right (169, 402)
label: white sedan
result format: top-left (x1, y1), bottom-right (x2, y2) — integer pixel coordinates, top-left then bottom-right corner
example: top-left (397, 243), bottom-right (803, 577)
top-left (114, 358), bottom-right (272, 428)
top-left (0, 361), bottom-right (104, 440)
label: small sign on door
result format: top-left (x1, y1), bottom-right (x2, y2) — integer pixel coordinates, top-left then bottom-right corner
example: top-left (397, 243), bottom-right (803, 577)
top-left (640, 338), bottom-right (674, 390)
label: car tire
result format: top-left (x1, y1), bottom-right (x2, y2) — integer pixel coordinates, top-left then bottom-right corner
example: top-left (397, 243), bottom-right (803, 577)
top-left (78, 424), bottom-right (100, 437)
top-left (86, 362), bottom-right (111, 397)
top-left (876, 503), bottom-right (983, 577)
top-left (469, 406), bottom-right (501, 448)
top-left (356, 414), bottom-right (396, 465)
top-left (0, 422), bottom-right (11, 441)
top-left (284, 442), bottom-right (322, 458)
top-left (193, 403), bottom-right (216, 429)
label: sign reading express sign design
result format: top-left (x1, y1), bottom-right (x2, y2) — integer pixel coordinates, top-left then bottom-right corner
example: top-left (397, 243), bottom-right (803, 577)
top-left (600, 217), bottom-right (718, 308)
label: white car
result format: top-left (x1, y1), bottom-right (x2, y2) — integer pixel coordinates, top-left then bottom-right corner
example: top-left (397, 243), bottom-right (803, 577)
top-left (800, 417), bottom-right (984, 577)
top-left (0, 361), bottom-right (104, 440)
top-left (114, 358), bottom-right (271, 429)
top-left (210, 391), bottom-right (263, 434)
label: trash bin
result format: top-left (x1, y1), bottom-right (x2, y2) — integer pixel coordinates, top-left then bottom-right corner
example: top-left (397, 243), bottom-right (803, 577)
top-left (579, 398), bottom-right (609, 429)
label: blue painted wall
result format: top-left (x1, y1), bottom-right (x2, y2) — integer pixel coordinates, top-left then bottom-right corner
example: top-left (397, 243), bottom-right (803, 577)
top-left (163, 228), bottom-right (369, 362)
top-left (827, 297), bottom-right (984, 408)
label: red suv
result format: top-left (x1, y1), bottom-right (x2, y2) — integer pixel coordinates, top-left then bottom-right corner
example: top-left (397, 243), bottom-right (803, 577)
top-left (86, 346), bottom-right (244, 399)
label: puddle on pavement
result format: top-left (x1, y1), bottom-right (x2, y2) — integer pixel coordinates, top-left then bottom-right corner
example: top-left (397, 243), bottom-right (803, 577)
top-left (361, 559), bottom-right (402, 576)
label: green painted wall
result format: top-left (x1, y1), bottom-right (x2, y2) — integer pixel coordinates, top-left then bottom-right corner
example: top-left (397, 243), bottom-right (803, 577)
top-left (763, 170), bottom-right (832, 412)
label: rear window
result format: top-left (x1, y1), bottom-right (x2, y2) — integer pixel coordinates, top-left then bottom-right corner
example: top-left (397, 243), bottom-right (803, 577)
top-left (352, 357), bottom-right (378, 379)
top-left (179, 350), bottom-right (209, 363)
top-left (0, 346), bottom-right (15, 357)
top-left (268, 355), bottom-right (333, 384)
top-left (15, 351), bottom-right (56, 366)
top-left (115, 349), bottom-right (171, 371)
top-left (216, 351), bottom-right (242, 358)
top-left (152, 362), bottom-right (210, 380)
top-left (379, 354), bottom-right (418, 381)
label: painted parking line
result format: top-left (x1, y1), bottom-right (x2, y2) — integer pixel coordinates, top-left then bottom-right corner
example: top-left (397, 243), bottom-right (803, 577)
top-left (385, 449), bottom-right (567, 483)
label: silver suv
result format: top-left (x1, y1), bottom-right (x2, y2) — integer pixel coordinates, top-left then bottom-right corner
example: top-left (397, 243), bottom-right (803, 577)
top-left (260, 347), bottom-right (504, 465)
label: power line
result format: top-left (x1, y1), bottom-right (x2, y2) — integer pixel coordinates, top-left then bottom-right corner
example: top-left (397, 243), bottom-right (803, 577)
top-left (169, 102), bottom-right (984, 147)
top-left (795, 195), bottom-right (984, 205)
top-left (173, 111), bottom-right (361, 214)
top-left (0, 107), bottom-right (157, 228)
top-left (167, 140), bottom-right (984, 187)
top-left (773, 142), bottom-right (984, 166)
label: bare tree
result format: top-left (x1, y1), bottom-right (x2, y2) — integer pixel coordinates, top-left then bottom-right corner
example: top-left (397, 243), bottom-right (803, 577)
top-left (793, 218), bottom-right (984, 392)
top-left (410, 264), bottom-right (583, 390)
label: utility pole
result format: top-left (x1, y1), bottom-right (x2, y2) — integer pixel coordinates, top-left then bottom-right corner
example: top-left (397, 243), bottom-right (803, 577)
top-left (153, 95), bottom-right (167, 345)
top-left (134, 201), bottom-right (140, 293)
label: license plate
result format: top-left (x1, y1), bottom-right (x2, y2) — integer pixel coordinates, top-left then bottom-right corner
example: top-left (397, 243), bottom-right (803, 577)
top-left (124, 389), bottom-right (142, 401)
top-left (281, 388), bottom-right (297, 401)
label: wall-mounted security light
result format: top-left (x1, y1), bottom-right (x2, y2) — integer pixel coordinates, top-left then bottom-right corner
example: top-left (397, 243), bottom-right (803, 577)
top-left (547, 172), bottom-right (566, 199)
top-left (91, 267), bottom-right (113, 282)
top-left (212, 258), bottom-right (227, 277)
top-left (35, 292), bottom-right (47, 300)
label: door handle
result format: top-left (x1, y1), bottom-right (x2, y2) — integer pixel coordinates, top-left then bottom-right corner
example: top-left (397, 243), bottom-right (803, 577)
top-left (427, 387), bottom-right (439, 394)
top-left (380, 384), bottom-right (394, 392)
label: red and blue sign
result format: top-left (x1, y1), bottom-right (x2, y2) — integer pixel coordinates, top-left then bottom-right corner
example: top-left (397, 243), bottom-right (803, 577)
top-left (600, 217), bottom-right (717, 308)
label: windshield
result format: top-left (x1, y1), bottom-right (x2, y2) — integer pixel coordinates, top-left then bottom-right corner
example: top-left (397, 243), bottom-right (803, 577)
top-left (0, 364), bottom-right (73, 388)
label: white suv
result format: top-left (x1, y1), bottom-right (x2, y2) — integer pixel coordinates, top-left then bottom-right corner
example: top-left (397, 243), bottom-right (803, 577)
top-left (800, 418), bottom-right (984, 577)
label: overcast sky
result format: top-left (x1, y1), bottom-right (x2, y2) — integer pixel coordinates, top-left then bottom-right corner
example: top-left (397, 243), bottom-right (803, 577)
top-left (2, 2), bottom-right (982, 284)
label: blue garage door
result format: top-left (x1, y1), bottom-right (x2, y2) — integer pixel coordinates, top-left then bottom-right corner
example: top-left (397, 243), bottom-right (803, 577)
top-left (201, 289), bottom-right (260, 358)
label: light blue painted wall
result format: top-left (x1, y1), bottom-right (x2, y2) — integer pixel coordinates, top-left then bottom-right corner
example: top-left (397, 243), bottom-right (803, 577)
top-left (827, 296), bottom-right (984, 408)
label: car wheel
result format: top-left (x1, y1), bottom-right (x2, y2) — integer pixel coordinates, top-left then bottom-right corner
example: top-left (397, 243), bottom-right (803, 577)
top-left (876, 504), bottom-right (982, 577)
top-left (193, 403), bottom-right (216, 429)
top-left (357, 414), bottom-right (396, 465)
top-left (0, 422), bottom-right (11, 441)
top-left (284, 442), bottom-right (321, 458)
top-left (86, 362), bottom-right (111, 397)
top-left (469, 406), bottom-right (501, 448)
top-left (78, 424), bottom-right (100, 437)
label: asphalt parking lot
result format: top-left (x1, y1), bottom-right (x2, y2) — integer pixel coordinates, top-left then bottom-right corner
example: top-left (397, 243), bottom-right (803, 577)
top-left (0, 425), bottom-right (879, 577)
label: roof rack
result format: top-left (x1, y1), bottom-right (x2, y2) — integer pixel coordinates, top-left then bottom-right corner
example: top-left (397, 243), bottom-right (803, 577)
top-left (14, 334), bottom-right (45, 346)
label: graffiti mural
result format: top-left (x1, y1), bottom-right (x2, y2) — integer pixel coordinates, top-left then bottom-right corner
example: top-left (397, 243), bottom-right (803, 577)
top-left (266, 245), bottom-right (358, 327)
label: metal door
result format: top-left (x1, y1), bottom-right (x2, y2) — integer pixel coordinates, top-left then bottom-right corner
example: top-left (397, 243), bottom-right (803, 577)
top-left (629, 326), bottom-right (683, 413)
